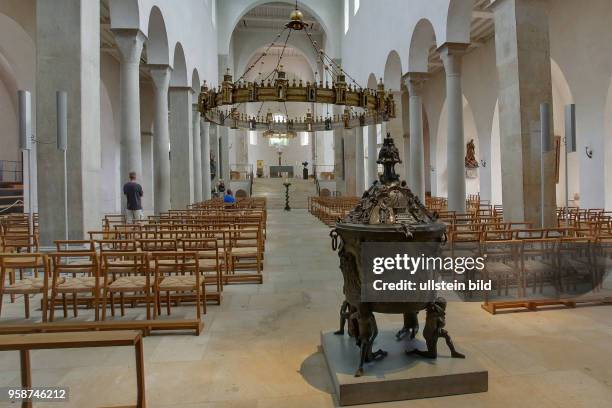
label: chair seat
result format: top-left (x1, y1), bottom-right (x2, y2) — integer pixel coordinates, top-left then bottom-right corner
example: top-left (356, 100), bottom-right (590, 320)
top-left (109, 276), bottom-right (148, 291)
top-left (56, 276), bottom-right (98, 292)
top-left (159, 275), bottom-right (198, 291)
top-left (4, 277), bottom-right (63, 294)
top-left (229, 247), bottom-right (259, 256)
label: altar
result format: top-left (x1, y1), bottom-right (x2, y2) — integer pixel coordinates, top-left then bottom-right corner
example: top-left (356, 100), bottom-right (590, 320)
top-left (270, 165), bottom-right (294, 178)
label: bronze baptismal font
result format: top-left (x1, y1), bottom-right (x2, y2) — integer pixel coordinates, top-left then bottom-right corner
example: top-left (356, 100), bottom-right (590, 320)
top-left (330, 133), bottom-right (465, 377)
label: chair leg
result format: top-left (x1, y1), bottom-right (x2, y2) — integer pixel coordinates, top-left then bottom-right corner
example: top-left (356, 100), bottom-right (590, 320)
top-left (166, 291), bottom-right (171, 315)
top-left (110, 292), bottom-right (115, 317)
top-left (9, 270), bottom-right (15, 303)
top-left (24, 294), bottom-right (30, 319)
top-left (120, 293), bottom-right (125, 316)
top-left (42, 290), bottom-right (48, 323)
top-left (49, 291), bottom-right (57, 322)
top-left (72, 293), bottom-right (78, 317)
top-left (101, 288), bottom-right (108, 321)
top-left (145, 291), bottom-right (151, 320)
top-left (62, 293), bottom-right (68, 318)
top-left (196, 287), bottom-right (201, 320)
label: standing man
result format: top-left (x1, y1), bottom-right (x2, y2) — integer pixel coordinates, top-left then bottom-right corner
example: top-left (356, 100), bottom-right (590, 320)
top-left (123, 171), bottom-right (144, 223)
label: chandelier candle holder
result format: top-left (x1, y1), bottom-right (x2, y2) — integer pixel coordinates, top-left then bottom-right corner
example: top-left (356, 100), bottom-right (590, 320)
top-left (198, 3), bottom-right (395, 133)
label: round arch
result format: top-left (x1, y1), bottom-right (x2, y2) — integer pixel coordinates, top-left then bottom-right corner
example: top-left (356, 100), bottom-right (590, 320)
top-left (605, 77), bottom-right (612, 210)
top-left (435, 95), bottom-right (479, 198)
top-left (408, 18), bottom-right (436, 73)
top-left (225, 1), bottom-right (332, 54)
top-left (146, 6), bottom-right (170, 66)
top-left (444, 0), bottom-right (472, 45)
top-left (239, 44), bottom-right (317, 82)
top-left (383, 50), bottom-right (402, 92)
top-left (170, 42), bottom-right (189, 87)
top-left (367, 73), bottom-right (377, 89)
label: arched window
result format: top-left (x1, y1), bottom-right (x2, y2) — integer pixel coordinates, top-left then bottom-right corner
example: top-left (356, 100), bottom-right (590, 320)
top-left (354, 0), bottom-right (360, 15)
top-left (300, 132), bottom-right (309, 146)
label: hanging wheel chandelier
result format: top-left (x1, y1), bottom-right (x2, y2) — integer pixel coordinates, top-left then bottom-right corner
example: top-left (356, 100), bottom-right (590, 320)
top-left (198, 2), bottom-right (396, 134)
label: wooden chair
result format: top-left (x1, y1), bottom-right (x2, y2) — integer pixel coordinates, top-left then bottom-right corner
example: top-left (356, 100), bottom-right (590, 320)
top-left (0, 253), bottom-right (51, 321)
top-left (226, 228), bottom-right (263, 284)
top-left (481, 231), bottom-right (520, 298)
top-left (100, 251), bottom-right (154, 320)
top-left (151, 251), bottom-right (204, 318)
top-left (48, 252), bottom-right (100, 321)
top-left (179, 238), bottom-right (222, 304)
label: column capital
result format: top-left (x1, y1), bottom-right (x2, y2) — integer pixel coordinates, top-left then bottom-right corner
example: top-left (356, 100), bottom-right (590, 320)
top-left (403, 72), bottom-right (429, 96)
top-left (148, 64), bottom-right (172, 91)
top-left (112, 28), bottom-right (146, 64)
top-left (438, 43), bottom-right (469, 77)
top-left (436, 42), bottom-right (470, 56)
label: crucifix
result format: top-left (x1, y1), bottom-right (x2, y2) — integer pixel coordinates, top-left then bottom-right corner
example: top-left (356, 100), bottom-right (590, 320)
top-left (277, 150), bottom-right (283, 165)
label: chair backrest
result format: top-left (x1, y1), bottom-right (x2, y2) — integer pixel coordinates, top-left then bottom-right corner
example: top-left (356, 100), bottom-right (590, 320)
top-left (0, 252), bottom-right (48, 271)
top-left (100, 251), bottom-right (149, 279)
top-left (54, 240), bottom-right (95, 252)
top-left (150, 251), bottom-right (200, 277)
top-left (1, 234), bottom-right (39, 252)
top-left (48, 251), bottom-right (98, 277)
top-left (138, 238), bottom-right (177, 252)
top-left (97, 239), bottom-right (138, 253)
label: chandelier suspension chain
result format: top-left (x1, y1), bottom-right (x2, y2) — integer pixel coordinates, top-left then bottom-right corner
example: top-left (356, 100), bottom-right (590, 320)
top-left (198, 4), bottom-right (396, 133)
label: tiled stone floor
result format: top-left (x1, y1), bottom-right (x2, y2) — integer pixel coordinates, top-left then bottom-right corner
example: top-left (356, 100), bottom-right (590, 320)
top-left (1, 209), bottom-right (612, 407)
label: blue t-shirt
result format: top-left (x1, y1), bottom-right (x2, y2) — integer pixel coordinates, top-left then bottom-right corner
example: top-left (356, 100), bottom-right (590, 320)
top-left (224, 194), bottom-right (236, 203)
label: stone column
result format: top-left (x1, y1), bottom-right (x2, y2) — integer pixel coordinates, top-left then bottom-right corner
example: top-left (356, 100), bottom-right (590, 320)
top-left (201, 120), bottom-right (212, 200)
top-left (367, 125), bottom-right (378, 185)
top-left (36, 0), bottom-right (101, 244)
top-left (407, 73), bottom-right (428, 201)
top-left (344, 128), bottom-right (357, 197)
top-left (148, 65), bottom-right (171, 214)
top-left (333, 128), bottom-right (345, 194)
top-left (169, 86), bottom-right (194, 208)
top-left (192, 104), bottom-right (203, 202)
top-left (219, 126), bottom-right (230, 182)
top-left (140, 132), bottom-right (154, 215)
top-left (440, 43), bottom-right (469, 213)
top-left (211, 125), bottom-right (220, 185)
top-left (113, 28), bottom-right (145, 187)
top-left (401, 89), bottom-right (411, 184)
top-left (355, 127), bottom-right (365, 195)
top-left (492, 0), bottom-right (555, 226)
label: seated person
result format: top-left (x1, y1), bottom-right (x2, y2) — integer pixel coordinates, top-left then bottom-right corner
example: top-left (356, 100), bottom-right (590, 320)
top-left (224, 189), bottom-right (236, 204)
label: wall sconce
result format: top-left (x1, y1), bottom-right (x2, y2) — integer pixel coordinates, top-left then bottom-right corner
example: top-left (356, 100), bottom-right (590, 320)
top-left (480, 159), bottom-right (487, 168)
top-left (585, 145), bottom-right (593, 159)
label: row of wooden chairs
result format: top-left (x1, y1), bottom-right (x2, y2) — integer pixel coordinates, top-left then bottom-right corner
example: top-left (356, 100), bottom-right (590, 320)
top-left (444, 229), bottom-right (610, 299)
top-left (0, 250), bottom-right (206, 322)
top-left (308, 196), bottom-right (360, 226)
